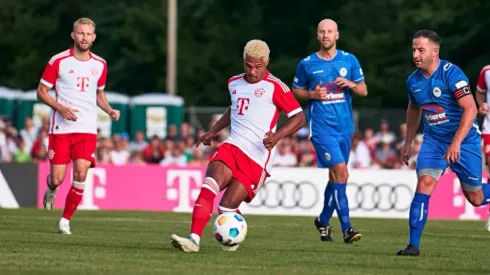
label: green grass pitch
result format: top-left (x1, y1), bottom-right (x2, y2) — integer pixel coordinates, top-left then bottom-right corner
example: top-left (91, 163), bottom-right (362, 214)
top-left (1, 208), bottom-right (489, 274)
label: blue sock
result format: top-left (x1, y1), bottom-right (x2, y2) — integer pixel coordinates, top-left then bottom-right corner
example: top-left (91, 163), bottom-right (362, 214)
top-left (480, 184), bottom-right (490, 206)
top-left (332, 183), bottom-right (351, 232)
top-left (319, 182), bottom-right (335, 225)
top-left (408, 192), bottom-right (430, 249)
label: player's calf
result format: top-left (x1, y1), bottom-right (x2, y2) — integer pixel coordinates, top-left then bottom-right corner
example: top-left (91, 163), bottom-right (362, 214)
top-left (190, 177), bottom-right (221, 244)
top-left (62, 181), bottom-right (85, 221)
top-left (43, 175), bottom-right (60, 211)
top-left (461, 181), bottom-right (490, 207)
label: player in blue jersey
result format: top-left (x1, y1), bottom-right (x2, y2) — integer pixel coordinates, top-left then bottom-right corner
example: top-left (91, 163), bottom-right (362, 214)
top-left (291, 19), bottom-right (368, 243)
top-left (397, 30), bottom-right (490, 256)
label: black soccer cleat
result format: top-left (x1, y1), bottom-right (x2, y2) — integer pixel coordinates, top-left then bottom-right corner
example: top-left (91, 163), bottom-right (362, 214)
top-left (396, 245), bottom-right (420, 256)
top-left (343, 228), bottom-right (361, 243)
top-left (314, 217), bottom-right (333, 242)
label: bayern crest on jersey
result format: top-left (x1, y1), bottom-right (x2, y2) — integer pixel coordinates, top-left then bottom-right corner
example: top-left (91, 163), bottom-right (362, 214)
top-left (91, 67), bottom-right (99, 76)
top-left (254, 88), bottom-right (265, 97)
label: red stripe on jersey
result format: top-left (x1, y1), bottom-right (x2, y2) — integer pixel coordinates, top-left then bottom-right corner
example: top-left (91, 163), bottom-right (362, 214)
top-left (48, 49), bottom-right (71, 65)
top-left (477, 65), bottom-right (490, 91)
top-left (228, 73), bottom-right (245, 85)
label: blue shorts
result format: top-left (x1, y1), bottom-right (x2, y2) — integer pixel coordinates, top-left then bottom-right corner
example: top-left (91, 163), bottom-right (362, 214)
top-left (311, 134), bottom-right (351, 168)
top-left (416, 135), bottom-right (482, 186)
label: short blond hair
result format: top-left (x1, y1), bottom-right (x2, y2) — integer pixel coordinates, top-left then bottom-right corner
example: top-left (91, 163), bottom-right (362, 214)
top-left (243, 39), bottom-right (270, 61)
top-left (73, 17), bottom-right (96, 31)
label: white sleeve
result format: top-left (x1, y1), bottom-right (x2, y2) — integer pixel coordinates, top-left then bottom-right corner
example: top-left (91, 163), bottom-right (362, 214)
top-left (486, 71), bottom-right (490, 92)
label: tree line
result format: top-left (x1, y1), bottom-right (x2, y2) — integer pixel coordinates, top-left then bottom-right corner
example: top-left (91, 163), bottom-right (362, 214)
top-left (1, 0), bottom-right (489, 108)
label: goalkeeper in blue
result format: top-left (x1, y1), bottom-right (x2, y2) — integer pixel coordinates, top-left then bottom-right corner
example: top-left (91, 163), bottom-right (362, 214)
top-left (398, 30), bottom-right (490, 256)
top-left (291, 19), bottom-right (368, 243)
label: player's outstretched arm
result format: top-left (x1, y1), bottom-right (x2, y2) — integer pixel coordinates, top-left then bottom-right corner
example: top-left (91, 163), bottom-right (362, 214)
top-left (292, 82), bottom-right (327, 101)
top-left (37, 83), bottom-right (78, 121)
top-left (196, 107), bottom-right (231, 147)
top-left (292, 87), bottom-right (312, 100)
top-left (476, 89), bottom-right (488, 115)
top-left (263, 112), bottom-right (306, 150)
top-left (37, 83), bottom-right (62, 112)
top-left (210, 107), bottom-right (231, 135)
top-left (404, 102), bottom-right (421, 145)
top-left (96, 89), bottom-right (111, 114)
top-left (350, 82), bottom-right (368, 97)
top-left (452, 95), bottom-right (478, 145)
top-left (97, 90), bottom-right (120, 121)
top-left (401, 102), bottom-right (421, 165)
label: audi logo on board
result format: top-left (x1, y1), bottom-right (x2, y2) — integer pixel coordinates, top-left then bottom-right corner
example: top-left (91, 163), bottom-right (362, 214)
top-left (347, 183), bottom-right (413, 212)
top-left (248, 181), bottom-right (318, 209)
top-left (248, 181), bottom-right (414, 212)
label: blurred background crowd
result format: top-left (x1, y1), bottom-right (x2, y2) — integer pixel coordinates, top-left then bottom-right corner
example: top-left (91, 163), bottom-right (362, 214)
top-left (0, 114), bottom-right (438, 171)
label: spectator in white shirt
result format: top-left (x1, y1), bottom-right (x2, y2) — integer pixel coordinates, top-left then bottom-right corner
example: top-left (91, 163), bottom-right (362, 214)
top-left (271, 139), bottom-right (298, 167)
top-left (348, 132), bottom-right (371, 169)
top-left (110, 139), bottom-right (130, 165)
top-left (160, 139), bottom-right (188, 166)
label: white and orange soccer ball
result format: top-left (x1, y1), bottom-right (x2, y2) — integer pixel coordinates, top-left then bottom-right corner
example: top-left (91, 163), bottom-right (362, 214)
top-left (212, 212), bottom-right (248, 247)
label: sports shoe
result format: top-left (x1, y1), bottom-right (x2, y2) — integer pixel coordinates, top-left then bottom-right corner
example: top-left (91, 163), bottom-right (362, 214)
top-left (343, 228), bottom-right (361, 243)
top-left (43, 187), bottom-right (56, 211)
top-left (221, 244), bottom-right (240, 252)
top-left (58, 218), bottom-right (72, 235)
top-left (314, 217), bottom-right (333, 242)
top-left (396, 245), bottom-right (420, 256)
top-left (485, 213), bottom-right (490, 232)
top-left (170, 234), bottom-right (200, 252)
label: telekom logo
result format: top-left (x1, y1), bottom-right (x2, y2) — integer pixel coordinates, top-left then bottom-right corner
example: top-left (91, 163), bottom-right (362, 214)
top-left (237, 97), bottom-right (250, 115)
top-left (166, 170), bottom-right (203, 212)
top-left (78, 168), bottom-right (106, 210)
top-left (452, 177), bottom-right (482, 219)
top-left (76, 77), bottom-right (90, 92)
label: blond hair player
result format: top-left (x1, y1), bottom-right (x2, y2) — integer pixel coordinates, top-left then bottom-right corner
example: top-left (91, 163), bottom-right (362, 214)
top-left (38, 18), bottom-right (120, 234)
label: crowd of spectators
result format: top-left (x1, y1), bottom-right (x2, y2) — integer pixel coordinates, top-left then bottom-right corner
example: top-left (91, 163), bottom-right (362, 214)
top-left (0, 115), bottom-right (485, 172)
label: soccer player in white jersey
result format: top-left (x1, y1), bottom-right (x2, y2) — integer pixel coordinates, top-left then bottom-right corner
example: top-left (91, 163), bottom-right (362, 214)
top-left (170, 39), bottom-right (306, 252)
top-left (475, 64), bottom-right (490, 231)
top-left (37, 18), bottom-right (120, 234)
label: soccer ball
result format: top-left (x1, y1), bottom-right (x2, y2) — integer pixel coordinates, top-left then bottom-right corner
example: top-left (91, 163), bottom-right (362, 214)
top-left (212, 212), bottom-right (248, 247)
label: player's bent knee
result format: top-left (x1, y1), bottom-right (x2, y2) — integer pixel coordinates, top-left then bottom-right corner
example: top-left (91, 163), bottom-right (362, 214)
top-left (330, 165), bottom-right (349, 182)
top-left (416, 172), bottom-right (441, 194)
top-left (461, 182), bottom-right (483, 206)
top-left (50, 174), bottom-right (64, 187)
top-left (73, 171), bottom-right (88, 182)
top-left (206, 162), bottom-right (232, 189)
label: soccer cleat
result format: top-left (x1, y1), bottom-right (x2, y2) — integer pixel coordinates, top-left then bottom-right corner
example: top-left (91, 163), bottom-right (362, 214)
top-left (343, 228), bottom-right (361, 243)
top-left (396, 245), bottom-right (420, 256)
top-left (485, 214), bottom-right (490, 232)
top-left (43, 187), bottom-right (56, 211)
top-left (221, 244), bottom-right (240, 252)
top-left (314, 217), bottom-right (333, 242)
top-left (170, 234), bottom-right (200, 252)
top-left (58, 219), bottom-right (72, 235)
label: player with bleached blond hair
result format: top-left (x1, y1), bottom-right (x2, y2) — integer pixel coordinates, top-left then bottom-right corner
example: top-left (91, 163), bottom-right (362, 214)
top-left (170, 39), bottom-right (306, 252)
